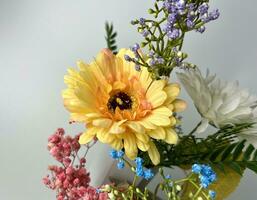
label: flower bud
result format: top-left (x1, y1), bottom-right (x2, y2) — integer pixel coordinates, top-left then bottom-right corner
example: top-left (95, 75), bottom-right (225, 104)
top-left (148, 9), bottom-right (154, 14)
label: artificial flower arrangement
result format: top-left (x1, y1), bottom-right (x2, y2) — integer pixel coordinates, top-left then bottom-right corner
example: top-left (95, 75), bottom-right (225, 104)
top-left (43, 0), bottom-right (257, 199)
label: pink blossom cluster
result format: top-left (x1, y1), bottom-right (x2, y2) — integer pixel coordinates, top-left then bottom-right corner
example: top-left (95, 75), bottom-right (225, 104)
top-left (47, 128), bottom-right (80, 163)
top-left (43, 128), bottom-right (107, 200)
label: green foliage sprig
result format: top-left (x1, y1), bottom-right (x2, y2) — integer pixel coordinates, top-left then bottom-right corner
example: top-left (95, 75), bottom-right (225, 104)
top-left (139, 123), bottom-right (257, 176)
top-left (105, 22), bottom-right (118, 54)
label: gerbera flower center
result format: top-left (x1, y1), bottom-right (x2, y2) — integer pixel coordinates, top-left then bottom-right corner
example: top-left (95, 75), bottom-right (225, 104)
top-left (107, 91), bottom-right (133, 112)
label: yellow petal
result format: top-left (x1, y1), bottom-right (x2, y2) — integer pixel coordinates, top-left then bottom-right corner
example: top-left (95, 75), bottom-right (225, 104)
top-left (124, 133), bottom-right (138, 160)
top-left (97, 128), bottom-right (115, 143)
top-left (164, 83), bottom-right (180, 104)
top-left (134, 132), bottom-right (149, 143)
top-left (85, 113), bottom-right (103, 119)
top-left (92, 118), bottom-right (112, 128)
top-left (75, 83), bottom-right (95, 105)
top-left (139, 67), bottom-right (153, 91)
top-left (113, 81), bottom-right (126, 90)
top-left (144, 107), bottom-right (172, 126)
top-left (167, 104), bottom-right (174, 111)
top-left (153, 106), bottom-right (173, 116)
top-left (70, 113), bottom-right (88, 122)
top-left (147, 91), bottom-right (167, 108)
top-left (136, 140), bottom-right (150, 152)
top-left (94, 49), bottom-right (117, 81)
top-left (146, 80), bottom-right (166, 99)
top-left (127, 121), bottom-right (145, 133)
top-left (164, 129), bottom-right (178, 144)
top-left (173, 99), bottom-right (187, 112)
top-left (79, 128), bottom-right (97, 144)
top-left (110, 139), bottom-right (123, 150)
top-left (78, 62), bottom-right (98, 91)
top-left (139, 120), bottom-right (157, 130)
top-left (109, 120), bottom-right (127, 134)
top-left (147, 127), bottom-right (166, 140)
top-left (169, 117), bottom-right (177, 126)
top-left (148, 141), bottom-right (160, 165)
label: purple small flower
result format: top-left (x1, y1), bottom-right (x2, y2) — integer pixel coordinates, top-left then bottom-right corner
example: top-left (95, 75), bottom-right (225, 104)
top-left (142, 30), bottom-right (150, 37)
top-left (186, 19), bottom-right (194, 28)
top-left (124, 55), bottom-right (132, 62)
top-left (198, 3), bottom-right (209, 16)
top-left (175, 0), bottom-right (186, 14)
top-left (131, 43), bottom-right (140, 52)
top-left (163, 23), bottom-right (171, 33)
top-left (148, 51), bottom-right (155, 58)
top-left (139, 18), bottom-right (146, 26)
top-left (149, 59), bottom-right (157, 66)
top-left (168, 13), bottom-right (177, 24)
top-left (209, 9), bottom-right (220, 20)
top-left (167, 29), bottom-right (180, 39)
top-left (135, 65), bottom-right (141, 71)
top-left (196, 26), bottom-right (206, 33)
top-left (157, 57), bottom-right (165, 64)
top-left (187, 3), bottom-right (195, 11)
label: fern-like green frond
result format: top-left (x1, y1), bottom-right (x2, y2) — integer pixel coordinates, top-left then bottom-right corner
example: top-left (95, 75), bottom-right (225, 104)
top-left (105, 22), bottom-right (118, 54)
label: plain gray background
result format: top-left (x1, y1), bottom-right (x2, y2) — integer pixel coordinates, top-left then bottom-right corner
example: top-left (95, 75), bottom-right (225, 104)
top-left (0, 0), bottom-right (257, 199)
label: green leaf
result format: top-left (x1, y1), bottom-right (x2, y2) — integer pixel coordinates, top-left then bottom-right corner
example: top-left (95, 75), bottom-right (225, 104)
top-left (209, 148), bottom-right (225, 161)
top-left (105, 22), bottom-right (118, 54)
top-left (228, 162), bottom-right (243, 175)
top-left (254, 150), bottom-right (257, 160)
top-left (221, 143), bottom-right (237, 161)
top-left (233, 140), bottom-right (246, 160)
top-left (246, 162), bottom-right (257, 174)
top-left (244, 144), bottom-right (255, 160)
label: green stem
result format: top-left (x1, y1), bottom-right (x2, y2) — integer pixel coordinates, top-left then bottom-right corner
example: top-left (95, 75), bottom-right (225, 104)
top-left (130, 175), bottom-right (137, 200)
top-left (192, 185), bottom-right (203, 200)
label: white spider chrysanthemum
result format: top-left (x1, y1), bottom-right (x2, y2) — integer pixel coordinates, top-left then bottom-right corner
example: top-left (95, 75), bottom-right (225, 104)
top-left (177, 67), bottom-right (257, 133)
top-left (237, 108), bottom-right (257, 148)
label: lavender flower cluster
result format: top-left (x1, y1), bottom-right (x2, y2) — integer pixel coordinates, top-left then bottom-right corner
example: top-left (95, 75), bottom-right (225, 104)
top-left (163, 0), bottom-right (220, 36)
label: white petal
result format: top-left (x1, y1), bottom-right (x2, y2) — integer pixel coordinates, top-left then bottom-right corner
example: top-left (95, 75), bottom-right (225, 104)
top-left (196, 118), bottom-right (210, 133)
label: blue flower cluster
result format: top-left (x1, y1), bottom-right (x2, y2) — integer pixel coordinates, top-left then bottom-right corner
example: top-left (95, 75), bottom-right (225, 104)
top-left (209, 190), bottom-right (217, 199)
top-left (192, 164), bottom-right (217, 189)
top-left (135, 157), bottom-right (154, 180)
top-left (109, 149), bottom-right (125, 170)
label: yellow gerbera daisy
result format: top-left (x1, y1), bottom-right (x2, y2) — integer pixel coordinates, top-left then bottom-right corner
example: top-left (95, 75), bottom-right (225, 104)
top-left (62, 48), bottom-right (186, 165)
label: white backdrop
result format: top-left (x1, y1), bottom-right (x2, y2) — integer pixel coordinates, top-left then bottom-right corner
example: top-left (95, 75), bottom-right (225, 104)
top-left (0, 0), bottom-right (257, 199)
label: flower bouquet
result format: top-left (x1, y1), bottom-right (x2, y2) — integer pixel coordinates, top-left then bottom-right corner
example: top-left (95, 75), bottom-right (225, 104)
top-left (43, 0), bottom-right (257, 199)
